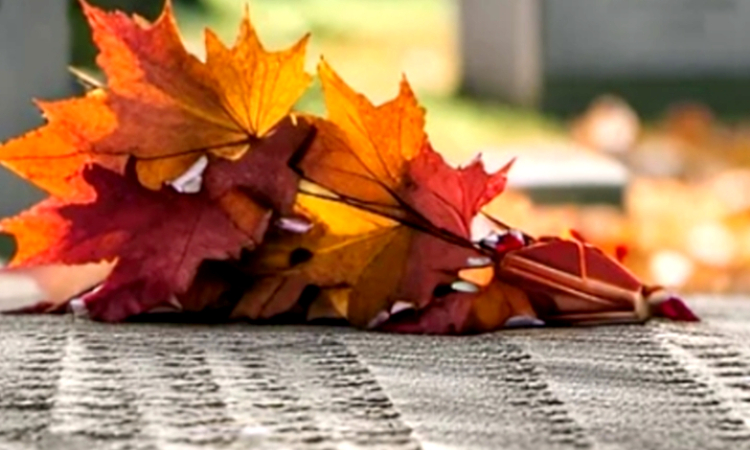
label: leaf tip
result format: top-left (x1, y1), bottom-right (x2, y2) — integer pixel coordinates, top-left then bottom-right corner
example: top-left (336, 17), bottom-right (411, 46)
top-left (397, 73), bottom-right (416, 98)
top-left (317, 57), bottom-right (333, 77)
top-left (79, 0), bottom-right (104, 23)
top-left (78, 0), bottom-right (97, 14)
top-left (498, 156), bottom-right (516, 175)
top-left (160, 0), bottom-right (176, 21)
top-left (297, 32), bottom-right (313, 49)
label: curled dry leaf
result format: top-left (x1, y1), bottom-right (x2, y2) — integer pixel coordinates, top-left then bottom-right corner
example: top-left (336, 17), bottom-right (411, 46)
top-left (496, 237), bottom-right (649, 325)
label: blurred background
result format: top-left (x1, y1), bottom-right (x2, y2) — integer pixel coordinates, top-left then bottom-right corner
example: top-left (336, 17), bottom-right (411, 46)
top-left (2, 0), bottom-right (750, 294)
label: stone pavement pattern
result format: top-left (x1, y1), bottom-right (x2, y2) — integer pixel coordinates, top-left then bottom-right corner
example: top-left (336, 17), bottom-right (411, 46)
top-left (1, 298), bottom-right (750, 450)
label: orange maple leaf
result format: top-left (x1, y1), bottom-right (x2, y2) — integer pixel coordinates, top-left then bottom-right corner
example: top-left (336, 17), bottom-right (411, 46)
top-left (233, 62), bottom-right (510, 329)
top-left (0, 90), bottom-right (124, 200)
top-left (297, 60), bottom-right (511, 237)
top-left (283, 61), bottom-right (518, 332)
top-left (84, 0), bottom-right (311, 189)
top-left (0, 1), bottom-right (312, 192)
top-left (297, 59), bottom-right (425, 219)
top-left (237, 194), bottom-right (481, 328)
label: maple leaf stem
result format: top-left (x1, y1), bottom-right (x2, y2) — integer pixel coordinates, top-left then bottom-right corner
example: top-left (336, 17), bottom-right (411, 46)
top-left (352, 174), bottom-right (479, 251)
top-left (134, 137), bottom-right (257, 161)
top-left (0, 137), bottom-right (258, 164)
top-left (291, 146), bottom-right (477, 252)
top-left (297, 189), bottom-right (484, 255)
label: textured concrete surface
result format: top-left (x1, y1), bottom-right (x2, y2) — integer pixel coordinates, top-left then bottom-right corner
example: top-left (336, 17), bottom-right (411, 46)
top-left (1, 297), bottom-right (750, 450)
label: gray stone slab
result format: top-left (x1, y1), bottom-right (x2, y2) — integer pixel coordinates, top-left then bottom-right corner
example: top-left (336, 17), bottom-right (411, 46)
top-left (0, 298), bottom-right (750, 449)
top-left (544, 0), bottom-right (750, 78)
top-left (459, 0), bottom-right (750, 116)
top-left (478, 142), bottom-right (628, 206)
top-left (0, 0), bottom-right (70, 216)
top-left (459, 0), bottom-right (542, 107)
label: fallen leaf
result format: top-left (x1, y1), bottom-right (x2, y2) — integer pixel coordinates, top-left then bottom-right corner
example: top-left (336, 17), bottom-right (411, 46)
top-left (295, 59), bottom-right (426, 219)
top-left (0, 91), bottom-right (125, 200)
top-left (2, 162), bottom-right (253, 321)
top-left (243, 194), bottom-right (481, 328)
top-left (383, 280), bottom-right (535, 334)
top-left (287, 61), bottom-right (514, 331)
top-left (204, 117), bottom-right (315, 221)
top-left (73, 1), bottom-right (311, 189)
top-left (296, 60), bottom-right (511, 236)
top-left (0, 3), bottom-right (315, 322)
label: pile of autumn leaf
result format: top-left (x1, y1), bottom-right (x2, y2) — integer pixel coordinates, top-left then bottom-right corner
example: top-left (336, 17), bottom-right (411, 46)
top-left (0, 2), bottom-right (534, 333)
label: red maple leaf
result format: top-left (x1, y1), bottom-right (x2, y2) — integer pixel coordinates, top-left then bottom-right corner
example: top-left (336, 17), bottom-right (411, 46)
top-left (404, 144), bottom-right (513, 238)
top-left (280, 61), bottom-right (522, 333)
top-left (204, 117), bottom-right (315, 225)
top-left (3, 162), bottom-right (254, 321)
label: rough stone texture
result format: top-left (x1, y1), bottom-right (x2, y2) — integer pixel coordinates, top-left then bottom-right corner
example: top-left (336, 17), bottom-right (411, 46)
top-left (0, 297), bottom-right (749, 449)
